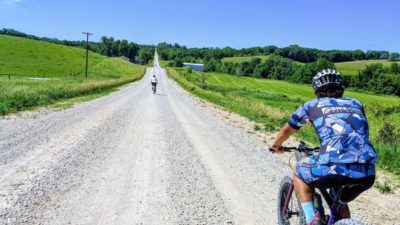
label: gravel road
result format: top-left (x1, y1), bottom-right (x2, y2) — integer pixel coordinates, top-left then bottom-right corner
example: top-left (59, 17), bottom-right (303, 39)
top-left (0, 57), bottom-right (289, 224)
top-left (0, 56), bottom-right (397, 225)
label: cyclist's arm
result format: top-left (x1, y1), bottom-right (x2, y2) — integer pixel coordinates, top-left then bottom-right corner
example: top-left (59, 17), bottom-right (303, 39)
top-left (271, 101), bottom-right (311, 153)
top-left (271, 123), bottom-right (296, 153)
top-left (361, 105), bottom-right (370, 138)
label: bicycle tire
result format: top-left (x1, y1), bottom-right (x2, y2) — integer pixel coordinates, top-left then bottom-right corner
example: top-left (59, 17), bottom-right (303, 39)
top-left (334, 218), bottom-right (364, 225)
top-left (277, 176), bottom-right (306, 225)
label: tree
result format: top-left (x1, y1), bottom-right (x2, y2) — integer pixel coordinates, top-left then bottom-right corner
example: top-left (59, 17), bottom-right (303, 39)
top-left (204, 58), bottom-right (219, 72)
top-left (111, 40), bottom-right (121, 56)
top-left (127, 43), bottom-right (140, 61)
top-left (118, 39), bottom-right (129, 57)
top-left (314, 58), bottom-right (335, 71)
top-left (389, 63), bottom-right (400, 74)
top-left (169, 58), bottom-right (183, 67)
top-left (100, 36), bottom-right (114, 56)
top-left (352, 50), bottom-right (366, 60)
top-left (389, 52), bottom-right (400, 61)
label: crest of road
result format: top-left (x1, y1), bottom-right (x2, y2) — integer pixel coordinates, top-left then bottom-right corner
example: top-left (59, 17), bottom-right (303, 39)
top-left (0, 54), bottom-right (290, 225)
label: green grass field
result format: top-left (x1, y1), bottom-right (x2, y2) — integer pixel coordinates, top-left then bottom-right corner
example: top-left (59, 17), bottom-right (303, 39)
top-left (168, 67), bottom-right (400, 174)
top-left (334, 59), bottom-right (393, 76)
top-left (0, 34), bottom-right (146, 115)
top-left (0, 35), bottom-right (108, 77)
top-left (221, 55), bottom-right (271, 63)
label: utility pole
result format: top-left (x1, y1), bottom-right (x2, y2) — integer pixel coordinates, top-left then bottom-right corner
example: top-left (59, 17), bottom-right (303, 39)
top-left (82, 32), bottom-right (93, 79)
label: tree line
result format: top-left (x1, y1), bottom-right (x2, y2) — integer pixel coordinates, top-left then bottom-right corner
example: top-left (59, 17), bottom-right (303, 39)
top-left (155, 42), bottom-right (400, 64)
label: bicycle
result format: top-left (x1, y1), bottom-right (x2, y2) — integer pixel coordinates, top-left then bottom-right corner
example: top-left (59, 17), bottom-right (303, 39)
top-left (276, 141), bottom-right (364, 225)
top-left (151, 83), bottom-right (157, 94)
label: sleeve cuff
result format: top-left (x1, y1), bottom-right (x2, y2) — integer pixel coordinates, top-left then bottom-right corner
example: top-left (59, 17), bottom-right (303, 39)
top-left (288, 120), bottom-right (301, 130)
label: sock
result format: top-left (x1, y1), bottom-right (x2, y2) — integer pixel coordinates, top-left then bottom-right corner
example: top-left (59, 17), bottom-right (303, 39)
top-left (301, 201), bottom-right (316, 223)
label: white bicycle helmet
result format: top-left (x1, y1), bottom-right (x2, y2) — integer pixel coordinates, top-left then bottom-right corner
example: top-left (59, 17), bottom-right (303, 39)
top-left (312, 69), bottom-right (344, 91)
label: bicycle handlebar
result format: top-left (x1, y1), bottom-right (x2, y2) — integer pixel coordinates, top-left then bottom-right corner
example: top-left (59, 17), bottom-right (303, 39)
top-left (283, 146), bottom-right (319, 152)
top-left (269, 141), bottom-right (319, 154)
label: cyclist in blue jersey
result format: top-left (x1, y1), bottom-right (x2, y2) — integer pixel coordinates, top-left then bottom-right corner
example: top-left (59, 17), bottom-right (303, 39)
top-left (270, 69), bottom-right (377, 225)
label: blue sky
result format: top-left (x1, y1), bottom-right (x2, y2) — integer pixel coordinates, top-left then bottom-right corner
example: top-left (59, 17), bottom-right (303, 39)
top-left (1, 0), bottom-right (399, 51)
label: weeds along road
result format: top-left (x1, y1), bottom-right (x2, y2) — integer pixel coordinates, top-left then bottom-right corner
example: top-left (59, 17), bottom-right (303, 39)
top-left (0, 57), bottom-right (291, 225)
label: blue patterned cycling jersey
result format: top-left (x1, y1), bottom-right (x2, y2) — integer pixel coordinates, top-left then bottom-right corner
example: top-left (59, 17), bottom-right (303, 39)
top-left (288, 97), bottom-right (378, 165)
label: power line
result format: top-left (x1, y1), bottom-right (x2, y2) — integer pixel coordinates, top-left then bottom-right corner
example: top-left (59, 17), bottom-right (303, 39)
top-left (82, 32), bottom-right (93, 79)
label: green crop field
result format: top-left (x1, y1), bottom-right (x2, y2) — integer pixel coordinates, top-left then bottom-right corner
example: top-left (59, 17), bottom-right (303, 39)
top-left (168, 67), bottom-right (400, 174)
top-left (334, 59), bottom-right (393, 76)
top-left (221, 55), bottom-right (271, 63)
top-left (0, 35), bottom-right (145, 115)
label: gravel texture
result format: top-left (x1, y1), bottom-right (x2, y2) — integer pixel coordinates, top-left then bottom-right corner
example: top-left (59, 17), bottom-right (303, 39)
top-left (0, 57), bottom-right (398, 225)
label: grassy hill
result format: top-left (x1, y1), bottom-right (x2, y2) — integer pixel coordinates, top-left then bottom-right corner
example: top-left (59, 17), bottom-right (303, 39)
top-left (168, 67), bottom-right (400, 174)
top-left (221, 55), bottom-right (271, 63)
top-left (334, 59), bottom-right (393, 76)
top-left (0, 34), bottom-right (102, 77)
top-left (0, 34), bottom-right (145, 115)
top-left (0, 34), bottom-right (144, 78)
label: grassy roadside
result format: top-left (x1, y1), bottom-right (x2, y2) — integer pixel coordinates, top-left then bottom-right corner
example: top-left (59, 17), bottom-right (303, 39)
top-left (0, 66), bottom-right (145, 115)
top-left (167, 67), bottom-right (400, 175)
top-left (0, 34), bottom-right (147, 115)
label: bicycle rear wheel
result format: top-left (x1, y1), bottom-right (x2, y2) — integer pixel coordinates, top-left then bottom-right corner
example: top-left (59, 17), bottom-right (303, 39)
top-left (334, 218), bottom-right (364, 225)
top-left (277, 176), bottom-right (306, 225)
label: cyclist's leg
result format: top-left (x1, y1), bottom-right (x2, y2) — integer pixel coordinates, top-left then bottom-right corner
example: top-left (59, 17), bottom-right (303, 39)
top-left (295, 156), bottom-right (322, 202)
top-left (295, 156), bottom-right (321, 223)
top-left (338, 205), bottom-right (350, 218)
top-left (293, 171), bottom-right (314, 202)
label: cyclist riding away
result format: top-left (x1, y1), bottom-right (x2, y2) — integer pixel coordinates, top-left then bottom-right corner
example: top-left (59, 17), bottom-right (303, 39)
top-left (270, 69), bottom-right (377, 225)
top-left (151, 74), bottom-right (158, 94)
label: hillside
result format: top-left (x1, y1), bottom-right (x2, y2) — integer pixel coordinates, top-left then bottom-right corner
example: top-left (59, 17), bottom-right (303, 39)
top-left (0, 34), bottom-right (145, 115)
top-left (221, 55), bottom-right (271, 63)
top-left (0, 34), bottom-right (141, 78)
top-left (334, 59), bottom-right (393, 76)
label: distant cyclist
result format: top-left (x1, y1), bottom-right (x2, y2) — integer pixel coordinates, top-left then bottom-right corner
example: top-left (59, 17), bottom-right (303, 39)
top-left (151, 74), bottom-right (158, 94)
top-left (270, 69), bottom-right (377, 225)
